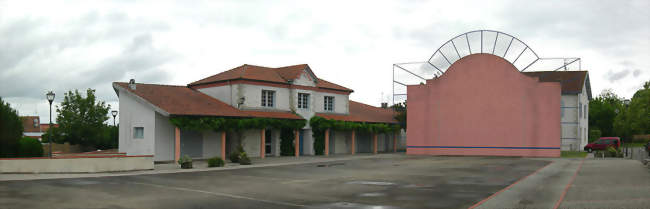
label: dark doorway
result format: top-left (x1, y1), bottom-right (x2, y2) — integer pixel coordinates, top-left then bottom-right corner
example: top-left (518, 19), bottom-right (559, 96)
top-left (329, 131), bottom-right (335, 154)
top-left (180, 129), bottom-right (203, 158)
top-left (265, 130), bottom-right (273, 156)
top-left (356, 132), bottom-right (371, 153)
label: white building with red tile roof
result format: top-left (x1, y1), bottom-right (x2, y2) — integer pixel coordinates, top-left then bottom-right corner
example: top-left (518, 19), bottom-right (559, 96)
top-left (113, 64), bottom-right (403, 162)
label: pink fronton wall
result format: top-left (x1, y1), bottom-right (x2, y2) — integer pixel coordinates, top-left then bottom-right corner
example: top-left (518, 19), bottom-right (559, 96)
top-left (406, 54), bottom-right (561, 157)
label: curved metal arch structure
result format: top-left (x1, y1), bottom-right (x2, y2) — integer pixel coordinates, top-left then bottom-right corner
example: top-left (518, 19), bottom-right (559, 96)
top-left (393, 30), bottom-right (582, 105)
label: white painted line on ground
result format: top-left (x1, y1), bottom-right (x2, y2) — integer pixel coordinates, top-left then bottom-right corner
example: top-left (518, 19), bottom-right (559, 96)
top-left (131, 182), bottom-right (306, 208)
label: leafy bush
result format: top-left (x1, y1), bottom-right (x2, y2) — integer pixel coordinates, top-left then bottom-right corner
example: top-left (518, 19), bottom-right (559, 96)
top-left (169, 117), bottom-right (306, 132)
top-left (229, 145), bottom-right (244, 163)
top-left (18, 137), bottom-right (43, 157)
top-left (0, 97), bottom-right (23, 157)
top-left (588, 129), bottom-right (602, 143)
top-left (239, 152), bottom-right (251, 165)
top-left (606, 146), bottom-right (623, 158)
top-left (207, 156), bottom-right (225, 167)
top-left (178, 155), bottom-right (193, 169)
top-left (280, 128), bottom-right (295, 156)
top-left (229, 152), bottom-right (240, 163)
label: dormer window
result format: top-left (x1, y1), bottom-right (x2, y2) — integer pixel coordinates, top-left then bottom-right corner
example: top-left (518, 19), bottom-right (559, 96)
top-left (324, 96), bottom-right (334, 112)
top-left (261, 90), bottom-right (275, 107)
top-left (298, 93), bottom-right (310, 109)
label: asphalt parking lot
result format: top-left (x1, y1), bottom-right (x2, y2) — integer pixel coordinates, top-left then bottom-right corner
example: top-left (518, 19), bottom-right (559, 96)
top-left (0, 155), bottom-right (549, 209)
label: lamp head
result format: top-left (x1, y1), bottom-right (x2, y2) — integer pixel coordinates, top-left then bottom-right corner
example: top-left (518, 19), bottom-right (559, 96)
top-left (46, 91), bottom-right (55, 102)
top-left (111, 110), bottom-right (118, 117)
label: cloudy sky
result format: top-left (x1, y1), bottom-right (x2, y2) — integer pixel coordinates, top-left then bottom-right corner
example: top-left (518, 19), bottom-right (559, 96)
top-left (0, 0), bottom-right (648, 124)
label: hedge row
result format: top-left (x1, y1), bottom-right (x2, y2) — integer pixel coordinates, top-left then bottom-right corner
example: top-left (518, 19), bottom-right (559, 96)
top-left (169, 117), bottom-right (307, 132)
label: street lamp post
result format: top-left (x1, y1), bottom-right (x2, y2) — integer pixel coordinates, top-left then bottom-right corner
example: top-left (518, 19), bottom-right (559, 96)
top-left (111, 110), bottom-right (118, 126)
top-left (46, 91), bottom-right (55, 158)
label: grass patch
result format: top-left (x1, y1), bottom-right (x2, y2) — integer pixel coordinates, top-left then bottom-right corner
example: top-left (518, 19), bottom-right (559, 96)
top-left (623, 143), bottom-right (646, 147)
top-left (561, 151), bottom-right (588, 158)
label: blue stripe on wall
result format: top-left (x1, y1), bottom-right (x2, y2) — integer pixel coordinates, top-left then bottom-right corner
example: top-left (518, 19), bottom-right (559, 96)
top-left (407, 146), bottom-right (560, 150)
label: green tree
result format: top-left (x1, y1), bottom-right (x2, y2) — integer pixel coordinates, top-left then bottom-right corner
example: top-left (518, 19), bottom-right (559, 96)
top-left (588, 89), bottom-right (623, 137)
top-left (56, 89), bottom-right (111, 149)
top-left (613, 81), bottom-right (650, 142)
top-left (391, 102), bottom-right (407, 129)
top-left (0, 97), bottom-right (23, 157)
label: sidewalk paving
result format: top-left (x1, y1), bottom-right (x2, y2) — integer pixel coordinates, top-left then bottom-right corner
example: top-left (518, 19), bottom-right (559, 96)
top-left (473, 158), bottom-right (582, 209)
top-left (474, 157), bottom-right (650, 209)
top-left (0, 153), bottom-right (401, 181)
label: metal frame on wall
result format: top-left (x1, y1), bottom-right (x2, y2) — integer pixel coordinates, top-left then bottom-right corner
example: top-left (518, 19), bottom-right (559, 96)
top-left (393, 30), bottom-right (582, 105)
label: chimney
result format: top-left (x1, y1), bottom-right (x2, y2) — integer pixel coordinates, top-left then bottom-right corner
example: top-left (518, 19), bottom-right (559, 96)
top-left (128, 79), bottom-right (136, 90)
top-left (381, 102), bottom-right (388, 109)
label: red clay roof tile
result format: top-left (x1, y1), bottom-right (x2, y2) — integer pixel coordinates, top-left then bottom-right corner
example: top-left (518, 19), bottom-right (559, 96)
top-left (316, 101), bottom-right (398, 123)
top-left (188, 64), bottom-right (353, 92)
top-left (114, 82), bottom-right (302, 119)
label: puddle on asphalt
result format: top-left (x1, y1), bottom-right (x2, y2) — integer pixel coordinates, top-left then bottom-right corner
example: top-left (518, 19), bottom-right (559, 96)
top-left (310, 202), bottom-right (401, 209)
top-left (316, 163), bottom-right (345, 167)
top-left (346, 181), bottom-right (396, 186)
top-left (358, 192), bottom-right (386, 197)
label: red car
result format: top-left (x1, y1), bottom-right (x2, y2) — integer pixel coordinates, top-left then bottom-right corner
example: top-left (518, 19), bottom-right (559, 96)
top-left (584, 137), bottom-right (621, 153)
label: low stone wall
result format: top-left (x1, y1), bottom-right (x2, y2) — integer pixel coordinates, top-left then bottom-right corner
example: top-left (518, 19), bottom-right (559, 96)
top-left (0, 155), bottom-right (154, 173)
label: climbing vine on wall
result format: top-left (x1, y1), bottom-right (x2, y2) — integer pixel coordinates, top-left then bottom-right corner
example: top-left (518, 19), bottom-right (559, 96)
top-left (309, 116), bottom-right (401, 155)
top-left (169, 116), bottom-right (307, 132)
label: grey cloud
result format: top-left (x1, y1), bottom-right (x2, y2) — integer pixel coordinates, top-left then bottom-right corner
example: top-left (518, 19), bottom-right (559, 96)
top-left (632, 69), bottom-right (642, 77)
top-left (0, 12), bottom-right (174, 102)
top-left (605, 69), bottom-right (631, 82)
top-left (498, 0), bottom-right (649, 57)
top-left (82, 33), bottom-right (176, 101)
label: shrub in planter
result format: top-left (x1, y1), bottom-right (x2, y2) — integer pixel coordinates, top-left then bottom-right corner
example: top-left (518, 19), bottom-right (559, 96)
top-left (229, 151), bottom-right (240, 163)
top-left (239, 152), bottom-right (252, 165)
top-left (207, 156), bottom-right (225, 167)
top-left (606, 146), bottom-right (622, 158)
top-left (18, 137), bottom-right (43, 157)
top-left (178, 155), bottom-right (193, 169)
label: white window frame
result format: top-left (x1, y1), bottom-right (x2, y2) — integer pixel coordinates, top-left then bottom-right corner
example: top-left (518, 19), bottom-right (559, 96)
top-left (261, 90), bottom-right (275, 107)
top-left (324, 96), bottom-right (334, 112)
top-left (298, 93), bottom-right (310, 109)
top-left (133, 127), bottom-right (144, 139)
top-left (579, 102), bottom-right (582, 118)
